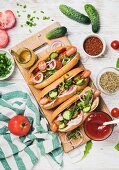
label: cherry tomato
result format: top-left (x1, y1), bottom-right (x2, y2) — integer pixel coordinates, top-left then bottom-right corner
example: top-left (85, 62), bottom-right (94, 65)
top-left (8, 115), bottom-right (31, 136)
top-left (111, 108), bottom-right (119, 118)
top-left (111, 40), bottom-right (119, 50)
top-left (38, 61), bottom-right (47, 71)
top-left (50, 122), bottom-right (58, 132)
top-left (56, 60), bottom-right (62, 70)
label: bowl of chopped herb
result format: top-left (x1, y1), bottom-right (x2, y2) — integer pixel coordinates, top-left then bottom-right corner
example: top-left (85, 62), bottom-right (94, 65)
top-left (96, 67), bottom-right (119, 95)
top-left (0, 50), bottom-right (15, 80)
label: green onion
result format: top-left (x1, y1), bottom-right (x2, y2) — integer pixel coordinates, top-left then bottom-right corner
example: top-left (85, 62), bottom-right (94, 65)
top-left (43, 16), bottom-right (50, 20)
top-left (0, 53), bottom-right (12, 78)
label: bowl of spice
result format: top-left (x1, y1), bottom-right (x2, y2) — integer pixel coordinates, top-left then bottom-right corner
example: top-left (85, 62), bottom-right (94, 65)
top-left (96, 67), bottom-right (119, 95)
top-left (83, 34), bottom-right (106, 58)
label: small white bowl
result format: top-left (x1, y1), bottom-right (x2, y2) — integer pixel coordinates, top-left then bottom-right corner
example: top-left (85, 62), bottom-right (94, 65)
top-left (0, 49), bottom-right (15, 80)
top-left (96, 67), bottom-right (119, 95)
top-left (83, 34), bottom-right (106, 58)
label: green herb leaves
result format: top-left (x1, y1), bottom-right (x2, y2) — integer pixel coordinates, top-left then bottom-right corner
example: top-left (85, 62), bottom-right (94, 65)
top-left (16, 3), bottom-right (51, 33)
top-left (81, 140), bottom-right (92, 160)
top-left (116, 58), bottom-right (119, 69)
top-left (0, 53), bottom-right (12, 78)
top-left (115, 143), bottom-right (119, 151)
top-left (74, 140), bottom-right (93, 163)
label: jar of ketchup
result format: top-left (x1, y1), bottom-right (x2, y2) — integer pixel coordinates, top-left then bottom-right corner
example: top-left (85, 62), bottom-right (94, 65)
top-left (84, 111), bottom-right (114, 141)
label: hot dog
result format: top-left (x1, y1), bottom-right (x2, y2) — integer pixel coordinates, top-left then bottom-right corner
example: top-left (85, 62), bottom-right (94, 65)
top-left (27, 46), bottom-right (80, 89)
top-left (39, 67), bottom-right (91, 109)
top-left (50, 86), bottom-right (100, 133)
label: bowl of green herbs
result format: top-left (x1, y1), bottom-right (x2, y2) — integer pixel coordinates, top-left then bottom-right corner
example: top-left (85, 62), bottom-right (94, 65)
top-left (0, 50), bottom-right (15, 80)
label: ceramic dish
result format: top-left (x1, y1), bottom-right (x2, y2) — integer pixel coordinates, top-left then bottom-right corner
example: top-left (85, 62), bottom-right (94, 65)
top-left (0, 49), bottom-right (15, 80)
top-left (96, 67), bottom-right (119, 95)
top-left (83, 34), bottom-right (106, 58)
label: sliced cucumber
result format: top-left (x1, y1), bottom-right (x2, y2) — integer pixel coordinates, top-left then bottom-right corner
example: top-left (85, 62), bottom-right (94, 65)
top-left (59, 122), bottom-right (66, 129)
top-left (49, 90), bottom-right (58, 99)
top-left (76, 79), bottom-right (85, 86)
top-left (83, 106), bottom-right (91, 113)
top-left (49, 52), bottom-right (59, 59)
top-left (63, 110), bottom-right (72, 120)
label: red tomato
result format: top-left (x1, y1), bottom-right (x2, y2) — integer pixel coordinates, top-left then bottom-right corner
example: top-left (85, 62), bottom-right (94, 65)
top-left (34, 74), bottom-right (41, 81)
top-left (0, 10), bottom-right (16, 30)
top-left (56, 60), bottom-right (62, 70)
top-left (0, 29), bottom-right (9, 48)
top-left (8, 115), bottom-right (31, 136)
top-left (111, 40), bottom-right (119, 50)
top-left (111, 108), bottom-right (119, 118)
top-left (38, 61), bottom-right (47, 71)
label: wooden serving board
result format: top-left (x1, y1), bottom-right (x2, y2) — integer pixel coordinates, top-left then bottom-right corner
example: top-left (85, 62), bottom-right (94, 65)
top-left (10, 22), bottom-right (110, 152)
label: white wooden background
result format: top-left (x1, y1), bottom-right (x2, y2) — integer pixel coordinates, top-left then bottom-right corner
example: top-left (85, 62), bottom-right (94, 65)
top-left (1, 0), bottom-right (119, 170)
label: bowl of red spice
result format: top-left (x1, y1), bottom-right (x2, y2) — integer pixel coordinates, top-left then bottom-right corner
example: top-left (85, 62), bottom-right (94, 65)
top-left (83, 34), bottom-right (106, 58)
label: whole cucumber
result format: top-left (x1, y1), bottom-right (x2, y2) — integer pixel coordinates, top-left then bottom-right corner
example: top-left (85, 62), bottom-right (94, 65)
top-left (46, 26), bottom-right (67, 39)
top-left (85, 4), bottom-right (100, 33)
top-left (59, 4), bottom-right (90, 25)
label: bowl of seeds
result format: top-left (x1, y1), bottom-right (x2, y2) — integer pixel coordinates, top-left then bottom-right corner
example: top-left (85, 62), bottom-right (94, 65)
top-left (96, 67), bottom-right (119, 95)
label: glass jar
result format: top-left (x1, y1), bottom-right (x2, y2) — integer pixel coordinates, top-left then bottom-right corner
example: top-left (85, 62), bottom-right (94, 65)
top-left (16, 48), bottom-right (37, 69)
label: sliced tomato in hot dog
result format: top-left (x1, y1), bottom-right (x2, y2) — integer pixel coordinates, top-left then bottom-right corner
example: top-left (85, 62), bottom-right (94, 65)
top-left (0, 29), bottom-right (9, 48)
top-left (56, 59), bottom-right (62, 70)
top-left (38, 61), bottom-right (47, 71)
top-left (0, 10), bottom-right (16, 30)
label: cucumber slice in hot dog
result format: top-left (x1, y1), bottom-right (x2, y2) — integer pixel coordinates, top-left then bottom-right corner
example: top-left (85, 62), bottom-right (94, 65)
top-left (63, 110), bottom-right (72, 120)
top-left (49, 90), bottom-right (58, 99)
top-left (83, 106), bottom-right (91, 113)
top-left (59, 122), bottom-right (66, 129)
top-left (49, 52), bottom-right (59, 59)
top-left (76, 79), bottom-right (85, 86)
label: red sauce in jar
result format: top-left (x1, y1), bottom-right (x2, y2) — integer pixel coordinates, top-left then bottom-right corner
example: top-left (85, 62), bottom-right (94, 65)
top-left (83, 36), bottom-right (103, 56)
top-left (84, 112), bottom-right (113, 141)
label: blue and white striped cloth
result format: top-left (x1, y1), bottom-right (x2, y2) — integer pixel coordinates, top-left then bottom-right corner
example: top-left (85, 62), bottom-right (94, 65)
top-left (0, 82), bottom-right (63, 170)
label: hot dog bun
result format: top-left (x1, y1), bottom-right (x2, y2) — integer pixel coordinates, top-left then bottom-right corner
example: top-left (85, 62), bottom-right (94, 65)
top-left (39, 67), bottom-right (89, 109)
top-left (27, 46), bottom-right (80, 89)
top-left (51, 86), bottom-right (99, 132)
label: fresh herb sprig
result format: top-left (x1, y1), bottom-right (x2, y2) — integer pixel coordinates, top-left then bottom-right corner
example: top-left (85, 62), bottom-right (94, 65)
top-left (115, 143), bottom-right (119, 151)
top-left (116, 58), bottom-right (119, 69)
top-left (73, 140), bottom-right (93, 163)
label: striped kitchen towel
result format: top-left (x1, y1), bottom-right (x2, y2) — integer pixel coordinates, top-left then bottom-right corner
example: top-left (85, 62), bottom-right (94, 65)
top-left (0, 82), bottom-right (63, 170)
